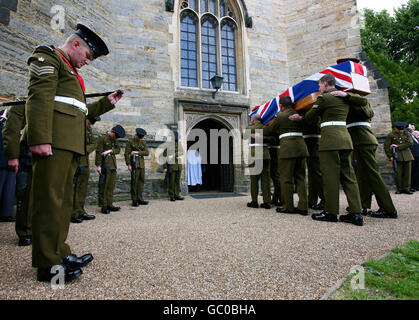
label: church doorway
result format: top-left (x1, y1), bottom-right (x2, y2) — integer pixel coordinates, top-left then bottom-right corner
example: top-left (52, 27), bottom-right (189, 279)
top-left (187, 118), bottom-right (234, 193)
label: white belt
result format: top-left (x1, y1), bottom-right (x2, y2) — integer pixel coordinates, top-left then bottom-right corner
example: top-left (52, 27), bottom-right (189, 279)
top-left (269, 145), bottom-right (281, 149)
top-left (346, 122), bottom-right (371, 128)
top-left (54, 96), bottom-right (87, 114)
top-left (279, 132), bottom-right (303, 139)
top-left (303, 134), bottom-right (321, 139)
top-left (320, 121), bottom-right (346, 128)
top-left (249, 143), bottom-right (268, 147)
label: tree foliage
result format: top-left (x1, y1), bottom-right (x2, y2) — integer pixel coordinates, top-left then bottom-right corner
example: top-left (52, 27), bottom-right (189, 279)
top-left (360, 0), bottom-right (419, 125)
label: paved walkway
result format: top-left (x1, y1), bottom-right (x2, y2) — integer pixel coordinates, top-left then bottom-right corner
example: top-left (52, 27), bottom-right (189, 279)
top-left (0, 191), bottom-right (417, 299)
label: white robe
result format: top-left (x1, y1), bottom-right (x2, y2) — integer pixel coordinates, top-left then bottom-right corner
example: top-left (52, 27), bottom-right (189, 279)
top-left (187, 149), bottom-right (202, 186)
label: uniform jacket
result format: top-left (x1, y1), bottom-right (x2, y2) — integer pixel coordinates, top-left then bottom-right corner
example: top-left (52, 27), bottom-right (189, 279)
top-left (266, 108), bottom-right (308, 159)
top-left (95, 133), bottom-right (121, 170)
top-left (124, 138), bottom-right (149, 169)
top-left (25, 45), bottom-right (114, 155)
top-left (247, 122), bottom-right (271, 160)
top-left (384, 130), bottom-right (414, 161)
top-left (2, 104), bottom-right (25, 159)
top-left (78, 126), bottom-right (97, 166)
top-left (304, 88), bottom-right (353, 151)
top-left (345, 93), bottom-right (378, 146)
top-left (302, 115), bottom-right (321, 158)
top-left (163, 141), bottom-right (183, 171)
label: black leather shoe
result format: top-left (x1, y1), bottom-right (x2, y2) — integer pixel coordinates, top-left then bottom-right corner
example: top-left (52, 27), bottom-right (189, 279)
top-left (247, 201), bottom-right (259, 208)
top-left (174, 196), bottom-right (184, 200)
top-left (71, 216), bottom-right (83, 223)
top-left (271, 201), bottom-right (282, 206)
top-left (339, 213), bottom-right (364, 226)
top-left (409, 188), bottom-right (416, 193)
top-left (395, 190), bottom-right (402, 194)
top-left (369, 210), bottom-right (398, 219)
top-left (132, 201), bottom-right (139, 207)
top-left (108, 205), bottom-right (121, 211)
top-left (0, 216), bottom-right (16, 222)
top-left (63, 253), bottom-right (93, 269)
top-left (18, 236), bottom-right (32, 246)
top-left (276, 207), bottom-right (296, 214)
top-left (170, 197), bottom-right (176, 201)
top-left (80, 213), bottom-right (95, 220)
top-left (138, 200), bottom-right (149, 205)
top-left (294, 208), bottom-right (308, 216)
top-left (401, 189), bottom-right (413, 195)
top-left (37, 264), bottom-right (82, 283)
top-left (260, 203), bottom-right (271, 209)
top-left (312, 211), bottom-right (338, 222)
top-left (101, 206), bottom-right (110, 214)
top-left (361, 208), bottom-right (368, 216)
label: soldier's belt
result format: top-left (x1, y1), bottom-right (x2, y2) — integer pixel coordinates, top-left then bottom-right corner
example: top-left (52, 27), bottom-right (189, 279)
top-left (249, 143), bottom-right (268, 147)
top-left (268, 145), bottom-right (280, 149)
top-left (303, 134), bottom-right (321, 139)
top-left (320, 121), bottom-right (346, 128)
top-left (54, 96), bottom-right (87, 115)
top-left (346, 122), bottom-right (371, 128)
top-left (279, 132), bottom-right (303, 139)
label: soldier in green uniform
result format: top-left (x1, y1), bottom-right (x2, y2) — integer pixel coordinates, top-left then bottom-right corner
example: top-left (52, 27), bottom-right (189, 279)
top-left (71, 117), bottom-right (100, 223)
top-left (95, 125), bottom-right (125, 214)
top-left (25, 24), bottom-right (124, 283)
top-left (331, 90), bottom-right (398, 219)
top-left (246, 114), bottom-right (271, 209)
top-left (384, 121), bottom-right (414, 195)
top-left (302, 112), bottom-right (325, 211)
top-left (125, 128), bottom-right (149, 207)
top-left (163, 132), bottom-right (184, 201)
top-left (266, 96), bottom-right (308, 215)
top-left (2, 104), bottom-right (33, 246)
top-left (295, 74), bottom-right (364, 226)
top-left (266, 122), bottom-right (282, 206)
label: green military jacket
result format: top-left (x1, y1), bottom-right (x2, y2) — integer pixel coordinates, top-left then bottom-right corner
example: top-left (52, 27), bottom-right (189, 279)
top-left (78, 126), bottom-right (97, 166)
top-left (25, 45), bottom-right (114, 155)
top-left (124, 137), bottom-right (149, 169)
top-left (2, 104), bottom-right (25, 159)
top-left (266, 108), bottom-right (308, 159)
top-left (384, 130), bottom-right (414, 161)
top-left (305, 88), bottom-right (353, 151)
top-left (346, 93), bottom-right (378, 146)
top-left (163, 141), bottom-right (183, 171)
top-left (247, 122), bottom-right (271, 160)
top-left (95, 133), bottom-right (121, 170)
top-left (302, 115), bottom-right (321, 158)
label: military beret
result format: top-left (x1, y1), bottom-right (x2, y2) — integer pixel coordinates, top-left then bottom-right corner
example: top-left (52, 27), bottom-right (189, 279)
top-left (75, 23), bottom-right (109, 60)
top-left (112, 125), bottom-right (125, 139)
top-left (394, 121), bottom-right (407, 128)
top-left (136, 128), bottom-right (147, 137)
top-left (90, 116), bottom-right (101, 125)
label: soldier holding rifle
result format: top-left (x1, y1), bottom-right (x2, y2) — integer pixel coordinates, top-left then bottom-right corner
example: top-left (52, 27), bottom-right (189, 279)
top-left (125, 128), bottom-right (149, 207)
top-left (24, 23), bottom-right (124, 283)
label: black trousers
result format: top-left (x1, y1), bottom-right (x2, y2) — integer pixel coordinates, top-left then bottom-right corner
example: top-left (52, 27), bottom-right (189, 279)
top-left (411, 157), bottom-right (419, 189)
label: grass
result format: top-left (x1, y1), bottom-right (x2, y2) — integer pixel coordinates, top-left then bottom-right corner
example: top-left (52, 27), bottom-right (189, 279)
top-left (331, 240), bottom-right (419, 300)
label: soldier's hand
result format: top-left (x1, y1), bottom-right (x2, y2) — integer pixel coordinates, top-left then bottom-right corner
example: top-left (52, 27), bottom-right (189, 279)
top-left (131, 151), bottom-right (139, 156)
top-left (29, 144), bottom-right (53, 157)
top-left (330, 91), bottom-right (348, 97)
top-left (128, 164), bottom-right (132, 172)
top-left (108, 88), bottom-right (125, 104)
top-left (164, 168), bottom-right (167, 173)
top-left (251, 133), bottom-right (261, 139)
top-left (8, 158), bottom-right (19, 174)
top-left (390, 144), bottom-right (398, 149)
top-left (102, 149), bottom-right (112, 156)
top-left (288, 114), bottom-right (303, 122)
top-left (96, 166), bottom-right (101, 174)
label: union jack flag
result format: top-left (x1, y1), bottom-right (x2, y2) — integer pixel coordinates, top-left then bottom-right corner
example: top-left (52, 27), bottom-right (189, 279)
top-left (249, 60), bottom-right (368, 124)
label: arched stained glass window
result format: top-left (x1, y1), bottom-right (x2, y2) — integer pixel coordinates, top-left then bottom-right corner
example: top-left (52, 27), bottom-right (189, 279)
top-left (180, 12), bottom-right (198, 87)
top-left (179, 0), bottom-right (242, 93)
top-left (221, 21), bottom-right (236, 91)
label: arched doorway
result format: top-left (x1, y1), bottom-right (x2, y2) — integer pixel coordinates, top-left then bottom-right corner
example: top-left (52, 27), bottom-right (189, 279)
top-left (187, 118), bottom-right (234, 192)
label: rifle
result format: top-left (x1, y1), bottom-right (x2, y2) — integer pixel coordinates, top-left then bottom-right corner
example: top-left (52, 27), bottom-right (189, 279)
top-left (73, 164), bottom-right (87, 188)
top-left (98, 153), bottom-right (112, 188)
top-left (1, 90), bottom-right (124, 107)
top-left (130, 154), bottom-right (139, 188)
top-left (391, 146), bottom-right (398, 174)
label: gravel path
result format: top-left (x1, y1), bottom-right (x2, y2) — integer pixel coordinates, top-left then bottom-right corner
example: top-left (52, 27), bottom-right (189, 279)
top-left (0, 191), bottom-right (417, 300)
